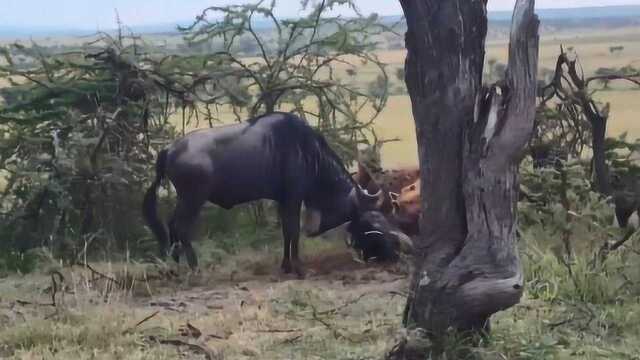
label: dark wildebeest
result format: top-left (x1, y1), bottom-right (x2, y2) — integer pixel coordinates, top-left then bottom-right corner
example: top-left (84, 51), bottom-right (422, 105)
top-left (342, 163), bottom-right (418, 259)
top-left (142, 112), bottom-right (386, 277)
top-left (347, 211), bottom-right (414, 262)
top-left (612, 172), bottom-right (640, 228)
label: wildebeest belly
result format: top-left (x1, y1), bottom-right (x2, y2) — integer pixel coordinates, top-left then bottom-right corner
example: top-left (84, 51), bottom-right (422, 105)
top-left (208, 153), bottom-right (281, 208)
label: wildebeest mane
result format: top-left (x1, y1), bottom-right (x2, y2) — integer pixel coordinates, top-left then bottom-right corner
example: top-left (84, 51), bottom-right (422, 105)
top-left (311, 133), bottom-right (357, 187)
top-left (251, 112), bottom-right (356, 191)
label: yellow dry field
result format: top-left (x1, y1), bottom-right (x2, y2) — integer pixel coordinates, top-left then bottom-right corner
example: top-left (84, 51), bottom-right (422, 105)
top-left (168, 27), bottom-right (640, 168)
top-left (351, 29), bottom-right (640, 168)
top-left (2, 26), bottom-right (639, 169)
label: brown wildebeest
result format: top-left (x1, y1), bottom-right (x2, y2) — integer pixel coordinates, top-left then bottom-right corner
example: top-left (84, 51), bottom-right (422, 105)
top-left (390, 179), bottom-right (422, 236)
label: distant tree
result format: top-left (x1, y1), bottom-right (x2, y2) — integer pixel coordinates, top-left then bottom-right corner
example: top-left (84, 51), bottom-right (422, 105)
top-left (609, 45), bottom-right (624, 54)
top-left (493, 61), bottom-right (507, 81)
top-left (487, 57), bottom-right (497, 69)
top-left (595, 67), bottom-right (617, 89)
top-left (237, 35), bottom-right (259, 55)
top-left (395, 67), bottom-right (405, 82)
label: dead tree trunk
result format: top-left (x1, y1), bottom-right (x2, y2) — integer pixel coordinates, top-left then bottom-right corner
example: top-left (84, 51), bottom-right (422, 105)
top-left (392, 0), bottom-right (539, 355)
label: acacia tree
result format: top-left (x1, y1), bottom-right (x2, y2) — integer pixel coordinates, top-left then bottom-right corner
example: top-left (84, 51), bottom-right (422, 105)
top-left (389, 0), bottom-right (539, 356)
top-left (177, 0), bottom-right (393, 161)
top-left (0, 33), bottom-right (186, 259)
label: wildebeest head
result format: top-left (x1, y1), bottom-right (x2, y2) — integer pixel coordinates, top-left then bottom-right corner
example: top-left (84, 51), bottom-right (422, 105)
top-left (303, 184), bottom-right (383, 237)
top-left (347, 210), bottom-right (413, 262)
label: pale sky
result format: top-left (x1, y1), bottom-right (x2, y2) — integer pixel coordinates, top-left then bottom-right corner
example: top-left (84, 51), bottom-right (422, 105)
top-left (1, 0), bottom-right (640, 29)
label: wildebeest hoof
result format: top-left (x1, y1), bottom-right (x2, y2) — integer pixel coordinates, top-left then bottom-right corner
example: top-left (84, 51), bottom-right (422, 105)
top-left (170, 246), bottom-right (181, 264)
top-left (292, 261), bottom-right (305, 279)
top-left (280, 260), bottom-right (293, 274)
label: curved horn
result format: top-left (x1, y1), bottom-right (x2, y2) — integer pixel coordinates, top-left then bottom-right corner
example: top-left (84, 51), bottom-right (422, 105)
top-left (391, 231), bottom-right (414, 254)
top-left (363, 188), bottom-right (382, 198)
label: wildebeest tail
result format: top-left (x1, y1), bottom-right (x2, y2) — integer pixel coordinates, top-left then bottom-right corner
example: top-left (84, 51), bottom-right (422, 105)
top-left (143, 148), bottom-right (169, 257)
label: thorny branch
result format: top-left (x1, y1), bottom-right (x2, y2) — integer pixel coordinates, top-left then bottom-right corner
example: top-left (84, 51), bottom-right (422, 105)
top-left (73, 261), bottom-right (124, 288)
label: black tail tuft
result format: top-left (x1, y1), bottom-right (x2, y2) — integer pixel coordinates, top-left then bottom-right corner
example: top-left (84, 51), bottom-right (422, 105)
top-left (143, 149), bottom-right (169, 257)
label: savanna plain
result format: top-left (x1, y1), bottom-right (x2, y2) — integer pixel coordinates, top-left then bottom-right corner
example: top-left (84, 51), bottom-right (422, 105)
top-left (1, 20), bottom-right (640, 360)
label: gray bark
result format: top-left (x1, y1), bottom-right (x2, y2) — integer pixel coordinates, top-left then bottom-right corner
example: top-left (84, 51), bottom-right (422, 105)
top-left (392, 0), bottom-right (539, 355)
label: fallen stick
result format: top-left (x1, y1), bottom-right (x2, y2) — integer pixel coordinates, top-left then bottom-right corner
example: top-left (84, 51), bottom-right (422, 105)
top-left (122, 310), bottom-right (160, 334)
top-left (317, 292), bottom-right (369, 316)
top-left (280, 335), bottom-right (303, 345)
top-left (255, 328), bottom-right (302, 333)
top-left (73, 261), bottom-right (123, 288)
top-left (145, 336), bottom-right (218, 360)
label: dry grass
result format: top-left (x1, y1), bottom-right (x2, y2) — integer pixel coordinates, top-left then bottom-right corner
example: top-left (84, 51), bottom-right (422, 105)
top-left (2, 235), bottom-right (640, 359)
top-left (0, 238), bottom-right (408, 360)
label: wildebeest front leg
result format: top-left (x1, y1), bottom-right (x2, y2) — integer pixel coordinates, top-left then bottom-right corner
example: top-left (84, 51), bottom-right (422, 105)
top-left (279, 201), bottom-right (304, 278)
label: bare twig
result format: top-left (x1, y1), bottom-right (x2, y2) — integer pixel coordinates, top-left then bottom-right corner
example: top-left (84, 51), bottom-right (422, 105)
top-left (317, 292), bottom-right (369, 316)
top-left (122, 310), bottom-right (160, 334)
top-left (280, 335), bottom-right (303, 345)
top-left (73, 261), bottom-right (123, 288)
top-left (49, 271), bottom-right (65, 307)
top-left (256, 328), bottom-right (302, 333)
top-left (595, 227), bottom-right (638, 266)
top-left (145, 336), bottom-right (218, 360)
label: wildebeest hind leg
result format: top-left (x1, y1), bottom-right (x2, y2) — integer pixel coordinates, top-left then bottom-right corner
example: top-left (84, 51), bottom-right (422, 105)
top-left (279, 201), bottom-right (304, 278)
top-left (172, 197), bottom-right (205, 271)
top-left (167, 216), bottom-right (180, 263)
top-left (278, 205), bottom-right (292, 274)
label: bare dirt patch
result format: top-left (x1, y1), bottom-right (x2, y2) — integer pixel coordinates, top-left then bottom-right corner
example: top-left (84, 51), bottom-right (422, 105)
top-left (0, 249), bottom-right (409, 359)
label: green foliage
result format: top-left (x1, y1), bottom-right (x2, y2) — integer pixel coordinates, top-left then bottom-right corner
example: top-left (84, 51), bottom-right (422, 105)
top-left (0, 1), bottom-right (395, 270)
top-left (0, 33), bottom-right (181, 263)
top-left (198, 205), bottom-right (281, 255)
top-left (178, 0), bottom-right (394, 162)
top-left (0, 249), bottom-right (39, 275)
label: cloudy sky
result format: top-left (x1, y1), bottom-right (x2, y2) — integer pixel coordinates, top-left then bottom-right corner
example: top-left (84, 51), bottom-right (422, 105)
top-left (2, 0), bottom-right (640, 29)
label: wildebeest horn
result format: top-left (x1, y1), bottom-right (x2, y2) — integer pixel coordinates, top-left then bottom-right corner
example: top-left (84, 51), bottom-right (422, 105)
top-left (363, 188), bottom-right (382, 198)
top-left (364, 230), bottom-right (383, 236)
top-left (391, 231), bottom-right (414, 254)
